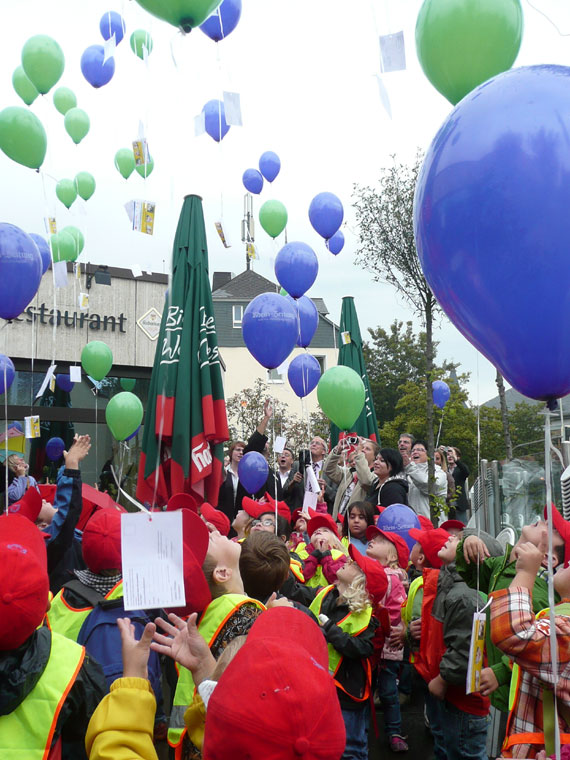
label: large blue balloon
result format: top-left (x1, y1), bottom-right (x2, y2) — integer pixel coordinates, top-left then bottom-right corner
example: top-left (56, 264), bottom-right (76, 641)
top-left (0, 354), bottom-right (15, 395)
top-left (81, 45), bottom-right (115, 88)
top-left (432, 380), bottom-right (450, 409)
top-left (56, 374), bottom-right (75, 393)
top-left (274, 242), bottom-right (318, 299)
top-left (203, 100), bottom-right (230, 142)
top-left (242, 168), bottom-right (263, 194)
top-left (288, 354), bottom-right (321, 398)
top-left (200, 0), bottom-right (242, 41)
top-left (45, 436), bottom-right (65, 462)
top-left (238, 451), bottom-right (269, 494)
top-left (326, 229), bottom-right (344, 255)
top-left (287, 295), bottom-right (318, 348)
top-left (0, 224), bottom-right (42, 320)
top-left (415, 65), bottom-right (570, 402)
top-left (377, 504), bottom-right (421, 552)
top-left (259, 151), bottom-right (280, 182)
top-left (29, 233), bottom-right (51, 274)
top-left (242, 292), bottom-right (297, 369)
top-left (100, 11), bottom-right (126, 44)
top-left (309, 192), bottom-right (343, 240)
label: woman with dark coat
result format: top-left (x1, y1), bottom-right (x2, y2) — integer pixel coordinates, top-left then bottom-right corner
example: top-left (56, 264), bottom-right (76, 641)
top-left (366, 448), bottom-right (409, 508)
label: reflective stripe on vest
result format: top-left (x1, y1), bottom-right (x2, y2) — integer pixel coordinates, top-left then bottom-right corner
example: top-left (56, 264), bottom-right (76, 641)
top-left (290, 558), bottom-right (305, 583)
top-left (308, 584), bottom-right (372, 700)
top-left (402, 576), bottom-right (423, 626)
top-left (46, 580), bottom-right (123, 641)
top-left (0, 632), bottom-right (85, 759)
top-left (168, 594), bottom-right (266, 751)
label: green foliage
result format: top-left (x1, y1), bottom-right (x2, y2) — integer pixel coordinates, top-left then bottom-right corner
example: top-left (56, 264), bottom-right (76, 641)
top-left (509, 401), bottom-right (544, 455)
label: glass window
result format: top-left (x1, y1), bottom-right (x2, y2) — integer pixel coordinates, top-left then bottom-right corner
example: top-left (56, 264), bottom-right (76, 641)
top-left (314, 355), bottom-right (327, 374)
top-left (232, 305), bottom-right (244, 328)
top-left (267, 368), bottom-right (284, 383)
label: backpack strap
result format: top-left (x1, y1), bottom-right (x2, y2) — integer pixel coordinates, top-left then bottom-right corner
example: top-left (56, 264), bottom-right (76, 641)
top-left (62, 578), bottom-right (106, 608)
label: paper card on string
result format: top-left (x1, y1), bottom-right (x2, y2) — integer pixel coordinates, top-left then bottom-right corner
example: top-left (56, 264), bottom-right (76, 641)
top-left (341, 331), bottom-right (351, 345)
top-left (103, 34), bottom-right (116, 63)
top-left (215, 222), bottom-right (230, 248)
top-left (246, 242), bottom-right (257, 260)
top-left (24, 415), bottom-right (41, 439)
top-left (466, 610), bottom-right (487, 694)
top-left (53, 261), bottom-right (68, 288)
top-left (303, 490), bottom-right (318, 510)
top-left (78, 293), bottom-right (89, 311)
top-left (273, 436), bottom-right (286, 454)
top-left (379, 31), bottom-right (406, 73)
top-left (46, 217), bottom-right (57, 234)
top-left (69, 366), bottom-right (82, 383)
top-left (36, 364), bottom-right (57, 399)
top-left (121, 511), bottom-right (185, 611)
top-left (304, 463), bottom-right (320, 494)
top-left (132, 138), bottom-right (150, 167)
top-left (131, 265), bottom-right (143, 278)
top-left (194, 112), bottom-right (206, 137)
top-left (49, 375), bottom-right (56, 392)
top-left (74, 262), bottom-right (82, 279)
top-left (223, 91), bottom-right (242, 126)
top-left (131, 201), bottom-right (156, 235)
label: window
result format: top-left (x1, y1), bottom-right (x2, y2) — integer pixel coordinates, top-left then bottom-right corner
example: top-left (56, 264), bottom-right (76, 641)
top-left (314, 355), bottom-right (327, 374)
top-left (232, 304), bottom-right (244, 328)
top-left (267, 368), bottom-right (284, 383)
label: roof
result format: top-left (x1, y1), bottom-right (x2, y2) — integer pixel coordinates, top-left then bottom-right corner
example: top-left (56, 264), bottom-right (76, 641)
top-left (483, 386), bottom-right (570, 413)
top-left (211, 270), bottom-right (329, 314)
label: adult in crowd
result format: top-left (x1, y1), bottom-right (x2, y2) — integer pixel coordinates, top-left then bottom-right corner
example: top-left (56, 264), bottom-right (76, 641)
top-left (304, 436), bottom-right (337, 513)
top-left (366, 448), bottom-right (409, 508)
top-left (397, 433), bottom-right (414, 468)
top-left (447, 446), bottom-right (470, 524)
top-left (277, 447), bottom-right (304, 511)
top-left (435, 446), bottom-right (456, 511)
top-left (7, 453), bottom-right (40, 504)
top-left (405, 439), bottom-right (447, 520)
top-left (325, 436), bottom-right (378, 519)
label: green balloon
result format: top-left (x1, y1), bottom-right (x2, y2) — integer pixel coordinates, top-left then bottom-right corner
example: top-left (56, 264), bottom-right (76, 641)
top-left (51, 231), bottom-right (77, 263)
top-left (106, 392), bottom-right (143, 441)
top-left (416, 0), bottom-right (523, 105)
top-left (259, 200), bottom-right (288, 239)
top-left (132, 0), bottom-right (222, 32)
top-left (56, 179), bottom-right (77, 209)
top-left (135, 157), bottom-right (154, 178)
top-left (53, 87), bottom-right (77, 115)
top-left (130, 30), bottom-right (153, 59)
top-left (61, 226), bottom-right (84, 257)
top-left (12, 66), bottom-right (39, 106)
top-left (114, 148), bottom-right (136, 179)
top-left (21, 35), bottom-right (65, 94)
top-left (279, 287), bottom-right (288, 296)
top-left (75, 172), bottom-right (96, 201)
top-left (317, 366), bottom-right (365, 431)
top-left (0, 107), bottom-right (46, 169)
top-left (64, 107), bottom-right (90, 144)
top-left (120, 378), bottom-right (136, 392)
top-left (81, 341), bottom-right (113, 382)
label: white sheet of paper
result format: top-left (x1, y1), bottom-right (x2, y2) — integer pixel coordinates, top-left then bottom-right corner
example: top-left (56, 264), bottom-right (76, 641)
top-left (36, 364), bottom-right (57, 399)
top-left (304, 463), bottom-right (320, 494)
top-left (124, 200), bottom-right (135, 224)
top-left (303, 490), bottom-right (318, 510)
top-left (223, 91), bottom-right (242, 126)
top-left (379, 31), bottom-right (406, 72)
top-left (54, 261), bottom-right (68, 288)
top-left (78, 292), bottom-right (89, 311)
top-left (131, 265), bottom-right (144, 278)
top-left (103, 35), bottom-right (116, 63)
top-left (69, 366), bottom-right (82, 383)
top-left (273, 436), bottom-right (286, 454)
top-left (121, 511), bottom-right (185, 611)
top-left (194, 112), bottom-right (206, 137)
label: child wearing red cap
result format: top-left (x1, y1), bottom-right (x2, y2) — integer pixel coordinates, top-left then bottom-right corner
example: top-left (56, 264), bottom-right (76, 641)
top-left (341, 501), bottom-right (376, 556)
top-left (298, 514), bottom-right (348, 588)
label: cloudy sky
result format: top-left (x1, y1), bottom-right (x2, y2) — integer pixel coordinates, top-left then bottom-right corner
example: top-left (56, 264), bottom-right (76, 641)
top-left (1, 0), bottom-right (569, 406)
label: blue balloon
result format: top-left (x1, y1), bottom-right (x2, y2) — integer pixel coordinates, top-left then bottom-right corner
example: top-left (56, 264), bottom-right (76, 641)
top-left (238, 451), bottom-right (269, 494)
top-left (415, 65), bottom-right (570, 402)
top-left (45, 436), bottom-right (65, 462)
top-left (56, 374), bottom-right (75, 393)
top-left (259, 151), bottom-right (280, 182)
top-left (202, 100), bottom-right (230, 142)
top-left (326, 229), bottom-right (344, 255)
top-left (0, 354), bottom-right (15, 395)
top-left (432, 380), bottom-right (450, 410)
top-left (81, 45), bottom-right (115, 88)
top-left (0, 224), bottom-right (42, 320)
top-left (200, 0), bottom-right (242, 41)
top-left (274, 242), bottom-right (318, 299)
top-left (242, 168), bottom-right (263, 194)
top-left (29, 233), bottom-right (51, 274)
top-left (242, 292), bottom-right (298, 369)
top-left (125, 425), bottom-right (141, 442)
top-left (288, 354), bottom-right (321, 398)
top-left (377, 504), bottom-right (421, 553)
top-left (100, 11), bottom-right (126, 44)
top-left (286, 295), bottom-right (318, 348)
top-left (309, 192), bottom-right (343, 240)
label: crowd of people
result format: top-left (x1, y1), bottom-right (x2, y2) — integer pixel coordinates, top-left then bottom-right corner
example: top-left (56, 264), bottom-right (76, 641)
top-left (1, 406), bottom-right (569, 760)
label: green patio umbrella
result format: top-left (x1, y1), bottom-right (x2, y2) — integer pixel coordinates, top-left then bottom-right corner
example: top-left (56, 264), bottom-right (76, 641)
top-left (330, 296), bottom-right (380, 446)
top-left (137, 195), bottom-right (229, 507)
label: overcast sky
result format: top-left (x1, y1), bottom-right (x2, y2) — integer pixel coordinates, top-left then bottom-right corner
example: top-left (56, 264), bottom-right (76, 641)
top-left (1, 0), bottom-right (569, 407)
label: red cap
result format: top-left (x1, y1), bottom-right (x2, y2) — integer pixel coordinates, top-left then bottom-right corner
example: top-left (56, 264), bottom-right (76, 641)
top-left (200, 503), bottom-right (230, 537)
top-left (408, 527), bottom-right (450, 569)
top-left (82, 509), bottom-right (122, 573)
top-left (203, 607), bottom-right (345, 760)
top-left (260, 493), bottom-right (291, 522)
top-left (38, 484), bottom-right (57, 505)
top-left (545, 503), bottom-right (570, 568)
top-left (242, 496), bottom-right (290, 522)
top-left (440, 519), bottom-right (465, 532)
top-left (0, 514), bottom-right (49, 649)
top-left (417, 515), bottom-right (435, 531)
top-left (291, 508), bottom-right (317, 526)
top-left (77, 484), bottom-right (127, 532)
top-left (348, 544), bottom-right (389, 604)
top-left (7, 488), bottom-right (42, 523)
top-left (168, 509), bottom-right (211, 617)
top-left (307, 513), bottom-right (339, 539)
top-left (167, 492), bottom-right (199, 514)
top-left (366, 526), bottom-right (410, 569)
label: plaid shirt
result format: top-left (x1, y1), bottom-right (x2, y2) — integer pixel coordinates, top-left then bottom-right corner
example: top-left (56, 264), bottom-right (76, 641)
top-left (490, 587), bottom-right (570, 758)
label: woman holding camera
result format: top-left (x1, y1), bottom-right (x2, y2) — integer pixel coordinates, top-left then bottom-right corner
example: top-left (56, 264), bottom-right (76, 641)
top-left (324, 436), bottom-right (378, 520)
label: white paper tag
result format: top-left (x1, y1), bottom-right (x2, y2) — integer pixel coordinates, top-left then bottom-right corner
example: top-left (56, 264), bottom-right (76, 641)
top-left (304, 463), bottom-right (320, 494)
top-left (69, 366), bottom-right (82, 383)
top-left (103, 34), bottom-right (116, 63)
top-left (273, 436), bottom-right (287, 454)
top-left (36, 364), bottom-right (57, 399)
top-left (223, 91), bottom-right (242, 126)
top-left (466, 610), bottom-right (487, 694)
top-left (78, 292), bottom-right (89, 311)
top-left (121, 511), bottom-right (186, 611)
top-left (24, 415), bottom-right (41, 439)
top-left (303, 490), bottom-right (318, 510)
top-left (194, 112), bottom-right (206, 137)
top-left (341, 331), bottom-right (351, 345)
top-left (379, 31), bottom-right (406, 73)
top-left (53, 261), bottom-right (68, 288)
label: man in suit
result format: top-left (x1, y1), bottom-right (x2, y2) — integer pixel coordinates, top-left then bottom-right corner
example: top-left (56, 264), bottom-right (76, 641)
top-left (278, 448), bottom-right (304, 512)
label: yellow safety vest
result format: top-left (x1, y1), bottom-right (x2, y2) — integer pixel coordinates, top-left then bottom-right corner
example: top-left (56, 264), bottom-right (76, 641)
top-left (0, 632), bottom-right (85, 759)
top-left (47, 580), bottom-right (124, 642)
top-left (295, 542), bottom-right (347, 588)
top-left (168, 593), bottom-right (266, 753)
top-left (309, 584), bottom-right (373, 700)
top-left (290, 557), bottom-right (305, 583)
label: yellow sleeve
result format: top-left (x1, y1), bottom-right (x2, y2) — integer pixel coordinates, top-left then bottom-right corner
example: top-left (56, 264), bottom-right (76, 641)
top-left (184, 693), bottom-right (207, 751)
top-left (85, 677), bottom-right (158, 760)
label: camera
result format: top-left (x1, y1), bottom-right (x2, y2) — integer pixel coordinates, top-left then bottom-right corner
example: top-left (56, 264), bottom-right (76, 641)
top-left (298, 448), bottom-right (311, 472)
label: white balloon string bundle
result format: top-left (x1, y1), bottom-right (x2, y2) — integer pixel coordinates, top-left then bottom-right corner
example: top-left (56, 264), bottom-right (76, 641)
top-left (435, 407), bottom-right (444, 449)
top-left (30, 304), bottom-right (35, 414)
top-left (94, 390), bottom-right (99, 481)
top-left (272, 395), bottom-right (278, 536)
top-left (3, 363), bottom-right (8, 515)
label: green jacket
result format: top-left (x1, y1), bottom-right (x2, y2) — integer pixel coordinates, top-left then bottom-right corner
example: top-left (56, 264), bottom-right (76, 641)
top-left (455, 541), bottom-right (558, 712)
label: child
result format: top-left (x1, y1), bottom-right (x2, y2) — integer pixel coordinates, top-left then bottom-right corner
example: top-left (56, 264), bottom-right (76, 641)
top-left (490, 538), bottom-right (570, 758)
top-left (239, 531), bottom-right (291, 603)
top-left (289, 507), bottom-right (311, 550)
top-left (309, 545), bottom-right (382, 760)
top-left (341, 500), bottom-right (376, 555)
top-left (299, 514), bottom-right (348, 588)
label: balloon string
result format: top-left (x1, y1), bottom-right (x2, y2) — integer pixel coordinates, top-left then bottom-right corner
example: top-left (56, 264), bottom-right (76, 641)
top-left (30, 305), bottom-right (36, 415)
top-left (435, 408), bottom-right (444, 448)
top-left (4, 363), bottom-right (8, 515)
top-left (272, 395), bottom-right (278, 536)
top-left (95, 390), bottom-right (99, 483)
top-left (476, 351), bottom-right (481, 470)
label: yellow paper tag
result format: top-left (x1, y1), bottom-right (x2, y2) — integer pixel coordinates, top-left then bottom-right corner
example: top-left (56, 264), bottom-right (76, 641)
top-left (341, 331), bottom-right (351, 345)
top-left (466, 611), bottom-right (486, 694)
top-left (141, 202), bottom-right (155, 235)
top-left (49, 376), bottom-right (56, 392)
top-left (215, 221), bottom-right (230, 248)
top-left (132, 139), bottom-right (149, 166)
top-left (246, 242), bottom-right (257, 259)
top-left (25, 415), bottom-right (41, 439)
top-left (48, 217), bottom-right (57, 234)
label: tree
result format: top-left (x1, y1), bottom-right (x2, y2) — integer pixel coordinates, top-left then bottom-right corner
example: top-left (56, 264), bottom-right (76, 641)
top-left (509, 401), bottom-right (544, 456)
top-left (354, 152), bottom-right (441, 520)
